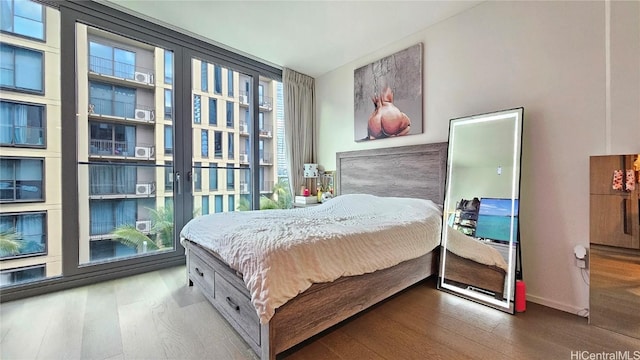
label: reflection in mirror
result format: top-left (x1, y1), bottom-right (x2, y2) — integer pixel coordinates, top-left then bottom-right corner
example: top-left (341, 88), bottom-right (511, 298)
top-left (438, 108), bottom-right (523, 314)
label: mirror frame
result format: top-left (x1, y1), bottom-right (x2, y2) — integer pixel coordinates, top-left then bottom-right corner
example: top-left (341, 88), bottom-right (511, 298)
top-left (437, 107), bottom-right (524, 314)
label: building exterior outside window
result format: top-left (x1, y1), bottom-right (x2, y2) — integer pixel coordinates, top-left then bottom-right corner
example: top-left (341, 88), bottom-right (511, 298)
top-left (0, 2), bottom-right (61, 286)
top-left (0, 0), bottom-right (45, 40)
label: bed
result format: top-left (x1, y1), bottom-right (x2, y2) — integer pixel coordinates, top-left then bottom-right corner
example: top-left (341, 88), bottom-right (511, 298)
top-left (441, 227), bottom-right (509, 298)
top-left (180, 143), bottom-right (447, 359)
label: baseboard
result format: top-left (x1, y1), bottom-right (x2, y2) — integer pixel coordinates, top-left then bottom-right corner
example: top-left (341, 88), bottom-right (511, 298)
top-left (527, 293), bottom-right (588, 317)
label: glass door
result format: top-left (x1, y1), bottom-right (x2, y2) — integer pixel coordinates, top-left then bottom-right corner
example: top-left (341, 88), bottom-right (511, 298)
top-left (73, 21), bottom-right (184, 267)
top-left (189, 56), bottom-right (255, 215)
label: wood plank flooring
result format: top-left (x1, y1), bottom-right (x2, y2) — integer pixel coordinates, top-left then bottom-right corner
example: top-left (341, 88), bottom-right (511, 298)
top-left (590, 245), bottom-right (640, 339)
top-left (1, 266), bottom-right (639, 360)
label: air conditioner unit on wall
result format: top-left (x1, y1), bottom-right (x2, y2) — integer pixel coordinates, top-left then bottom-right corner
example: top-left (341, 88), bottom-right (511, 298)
top-left (136, 183), bottom-right (154, 195)
top-left (135, 146), bottom-right (153, 159)
top-left (135, 109), bottom-right (154, 121)
top-left (239, 154), bottom-right (248, 162)
top-left (134, 71), bottom-right (152, 84)
top-left (135, 220), bottom-right (152, 233)
top-left (240, 183), bottom-right (248, 192)
top-left (239, 123), bottom-right (247, 133)
top-left (240, 95), bottom-right (248, 104)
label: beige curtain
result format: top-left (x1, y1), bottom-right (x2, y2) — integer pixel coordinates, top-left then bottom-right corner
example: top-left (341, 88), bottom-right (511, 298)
top-left (283, 68), bottom-right (316, 197)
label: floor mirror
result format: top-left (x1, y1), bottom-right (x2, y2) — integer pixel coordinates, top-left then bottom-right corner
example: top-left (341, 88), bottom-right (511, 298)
top-left (438, 107), bottom-right (524, 314)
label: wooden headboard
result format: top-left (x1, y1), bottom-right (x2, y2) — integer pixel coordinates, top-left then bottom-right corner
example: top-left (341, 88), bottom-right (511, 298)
top-left (335, 143), bottom-right (448, 204)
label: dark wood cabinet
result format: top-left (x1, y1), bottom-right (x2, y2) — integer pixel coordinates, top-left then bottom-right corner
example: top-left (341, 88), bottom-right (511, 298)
top-left (590, 155), bottom-right (639, 249)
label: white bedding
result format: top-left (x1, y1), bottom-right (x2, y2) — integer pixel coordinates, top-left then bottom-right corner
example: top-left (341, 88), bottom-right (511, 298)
top-left (180, 194), bottom-right (442, 324)
top-left (445, 226), bottom-right (509, 271)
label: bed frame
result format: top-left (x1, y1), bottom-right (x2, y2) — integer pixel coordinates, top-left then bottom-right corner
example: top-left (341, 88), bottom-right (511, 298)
top-left (442, 250), bottom-right (507, 299)
top-left (185, 143), bottom-right (448, 359)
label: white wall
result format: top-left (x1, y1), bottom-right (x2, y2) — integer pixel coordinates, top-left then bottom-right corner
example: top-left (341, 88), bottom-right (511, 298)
top-left (316, 1), bottom-right (639, 314)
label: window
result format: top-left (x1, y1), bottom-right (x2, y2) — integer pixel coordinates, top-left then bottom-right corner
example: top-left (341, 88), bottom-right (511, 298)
top-left (89, 198), bottom-right (137, 236)
top-left (89, 41), bottom-right (135, 79)
top-left (0, 0), bottom-right (44, 40)
top-left (164, 89), bottom-right (172, 119)
top-left (215, 195), bottom-right (223, 213)
top-left (0, 100), bottom-right (44, 146)
top-left (193, 95), bottom-right (201, 124)
top-left (228, 195), bottom-right (234, 212)
top-left (201, 196), bottom-right (209, 215)
top-left (227, 69), bottom-right (233, 96)
top-left (208, 98), bottom-right (217, 125)
top-left (209, 165), bottom-right (217, 190)
top-left (164, 125), bottom-right (172, 154)
top-left (0, 264), bottom-right (45, 287)
top-left (201, 130), bottom-right (208, 157)
top-left (88, 164), bottom-right (136, 195)
top-left (0, 212), bottom-right (46, 259)
top-left (258, 84), bottom-right (264, 106)
top-left (0, 157), bottom-right (43, 202)
top-left (214, 65), bottom-right (222, 94)
top-left (193, 163), bottom-right (201, 191)
top-left (89, 122), bottom-right (136, 157)
top-left (226, 164), bottom-right (234, 190)
top-left (165, 162), bottom-right (173, 191)
top-left (213, 65), bottom-right (222, 94)
top-left (258, 112), bottom-right (264, 131)
top-left (214, 131), bottom-right (222, 158)
top-left (0, 43), bottom-right (43, 93)
top-left (89, 81), bottom-right (136, 118)
top-left (227, 133), bottom-right (234, 160)
top-left (164, 50), bottom-right (173, 85)
top-left (226, 101), bottom-right (233, 128)
top-left (200, 61), bottom-right (208, 92)
top-left (259, 140), bottom-right (264, 164)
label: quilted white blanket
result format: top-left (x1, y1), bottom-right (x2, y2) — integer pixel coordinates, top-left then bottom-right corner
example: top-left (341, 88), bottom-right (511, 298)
top-left (180, 194), bottom-right (442, 324)
top-left (445, 226), bottom-right (509, 271)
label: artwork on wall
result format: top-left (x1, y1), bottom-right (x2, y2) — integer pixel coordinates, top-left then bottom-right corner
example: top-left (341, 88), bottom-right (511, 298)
top-left (354, 43), bottom-right (423, 142)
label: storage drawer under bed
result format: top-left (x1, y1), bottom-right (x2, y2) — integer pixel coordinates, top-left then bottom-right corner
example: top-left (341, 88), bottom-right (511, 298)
top-left (187, 244), bottom-right (261, 349)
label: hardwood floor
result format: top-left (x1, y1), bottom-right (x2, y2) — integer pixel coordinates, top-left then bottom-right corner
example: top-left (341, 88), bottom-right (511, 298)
top-left (1, 266), bottom-right (639, 360)
top-left (590, 245), bottom-right (640, 339)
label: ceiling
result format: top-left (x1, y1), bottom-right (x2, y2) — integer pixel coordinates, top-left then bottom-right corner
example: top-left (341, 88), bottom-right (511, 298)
top-left (101, 0), bottom-right (482, 78)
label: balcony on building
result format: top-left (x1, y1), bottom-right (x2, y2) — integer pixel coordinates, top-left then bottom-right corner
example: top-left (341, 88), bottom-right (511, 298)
top-left (259, 95), bottom-right (273, 112)
top-left (239, 91), bottom-right (250, 107)
top-left (260, 151), bottom-right (272, 166)
top-left (88, 216), bottom-right (154, 241)
top-left (260, 180), bottom-right (274, 194)
top-left (259, 120), bottom-right (273, 138)
top-left (88, 55), bottom-right (155, 90)
top-left (88, 99), bottom-right (156, 125)
top-left (239, 151), bottom-right (249, 165)
top-left (87, 163), bottom-right (157, 199)
top-left (239, 121), bottom-right (249, 136)
top-left (89, 139), bottom-right (156, 161)
top-left (239, 181), bottom-right (250, 194)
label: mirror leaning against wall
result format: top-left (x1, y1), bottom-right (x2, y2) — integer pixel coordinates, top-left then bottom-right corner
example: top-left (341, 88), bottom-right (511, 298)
top-left (438, 108), bottom-right (524, 314)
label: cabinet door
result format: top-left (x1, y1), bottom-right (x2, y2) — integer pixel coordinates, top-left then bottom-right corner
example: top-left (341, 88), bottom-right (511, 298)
top-left (590, 194), bottom-right (640, 249)
top-left (590, 155), bottom-right (635, 195)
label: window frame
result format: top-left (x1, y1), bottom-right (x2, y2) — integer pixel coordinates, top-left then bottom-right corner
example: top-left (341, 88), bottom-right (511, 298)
top-left (0, 99), bottom-right (46, 148)
top-left (0, 156), bottom-right (45, 203)
top-left (0, 0), bottom-right (46, 41)
top-left (0, 211), bottom-right (48, 260)
top-left (0, 42), bottom-right (45, 94)
top-left (0, 263), bottom-right (46, 287)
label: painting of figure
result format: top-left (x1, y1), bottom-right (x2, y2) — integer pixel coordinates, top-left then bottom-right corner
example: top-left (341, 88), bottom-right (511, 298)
top-left (354, 43), bottom-right (423, 142)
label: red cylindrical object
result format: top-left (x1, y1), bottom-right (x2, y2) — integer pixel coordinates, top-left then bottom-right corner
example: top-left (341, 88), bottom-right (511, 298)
top-left (515, 280), bottom-right (526, 312)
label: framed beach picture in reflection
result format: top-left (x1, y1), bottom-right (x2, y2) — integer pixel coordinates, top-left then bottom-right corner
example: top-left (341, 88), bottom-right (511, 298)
top-left (353, 43), bottom-right (423, 142)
